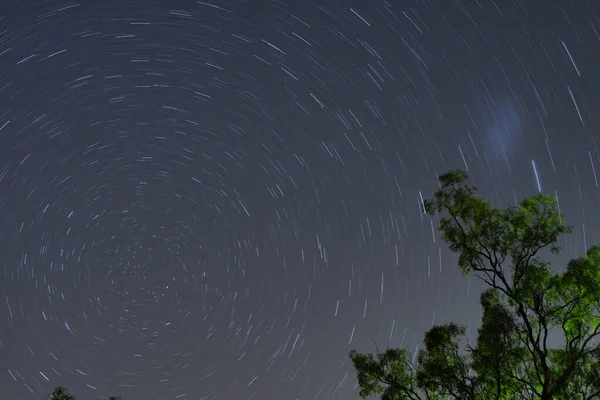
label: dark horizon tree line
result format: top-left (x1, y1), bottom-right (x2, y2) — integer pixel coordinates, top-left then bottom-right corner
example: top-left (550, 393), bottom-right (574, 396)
top-left (47, 385), bottom-right (122, 400)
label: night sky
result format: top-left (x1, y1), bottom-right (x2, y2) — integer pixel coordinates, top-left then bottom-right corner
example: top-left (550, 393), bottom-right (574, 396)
top-left (1, 0), bottom-right (600, 399)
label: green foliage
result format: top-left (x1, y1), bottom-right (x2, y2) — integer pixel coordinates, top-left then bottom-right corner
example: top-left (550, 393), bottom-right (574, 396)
top-left (350, 348), bottom-right (421, 400)
top-left (350, 170), bottom-right (600, 400)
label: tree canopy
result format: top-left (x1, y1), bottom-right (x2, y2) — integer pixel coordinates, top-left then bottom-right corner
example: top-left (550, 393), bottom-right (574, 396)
top-left (46, 385), bottom-right (122, 400)
top-left (349, 170), bottom-right (600, 400)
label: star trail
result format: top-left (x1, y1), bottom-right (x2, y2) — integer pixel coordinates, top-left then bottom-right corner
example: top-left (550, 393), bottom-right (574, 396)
top-left (1, 0), bottom-right (600, 399)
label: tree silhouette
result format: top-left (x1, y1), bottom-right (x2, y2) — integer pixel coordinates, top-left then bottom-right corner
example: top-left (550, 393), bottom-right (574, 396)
top-left (350, 170), bottom-right (600, 400)
top-left (46, 386), bottom-right (122, 400)
top-left (47, 386), bottom-right (75, 400)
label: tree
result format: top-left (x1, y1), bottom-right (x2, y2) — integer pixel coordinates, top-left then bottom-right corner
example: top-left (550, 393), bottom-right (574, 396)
top-left (349, 170), bottom-right (600, 400)
top-left (47, 386), bottom-right (75, 400)
top-left (46, 386), bottom-right (122, 400)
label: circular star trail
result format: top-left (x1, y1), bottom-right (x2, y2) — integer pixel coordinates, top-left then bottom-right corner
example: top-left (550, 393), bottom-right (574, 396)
top-left (1, 0), bottom-right (600, 399)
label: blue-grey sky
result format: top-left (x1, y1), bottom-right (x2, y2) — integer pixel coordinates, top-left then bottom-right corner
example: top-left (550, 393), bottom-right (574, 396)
top-left (1, 0), bottom-right (600, 399)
